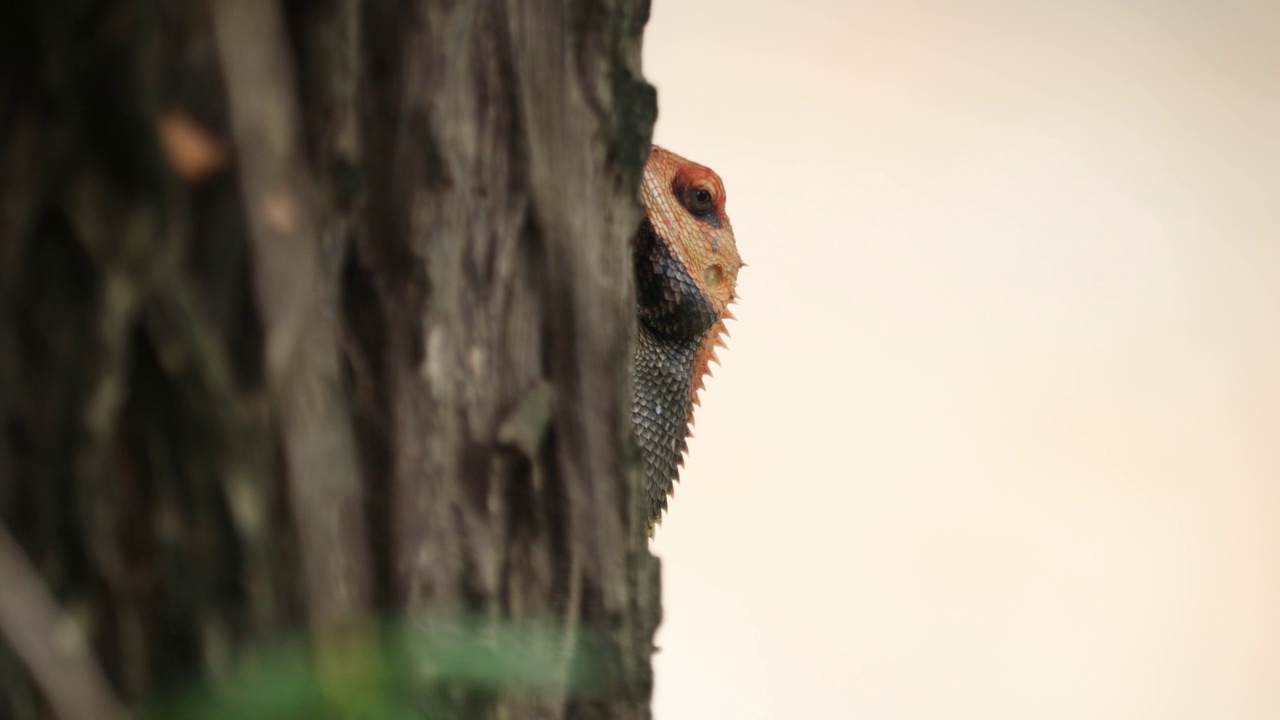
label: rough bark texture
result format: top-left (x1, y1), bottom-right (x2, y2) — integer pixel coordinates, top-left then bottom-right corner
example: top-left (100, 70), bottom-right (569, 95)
top-left (0, 0), bottom-right (659, 717)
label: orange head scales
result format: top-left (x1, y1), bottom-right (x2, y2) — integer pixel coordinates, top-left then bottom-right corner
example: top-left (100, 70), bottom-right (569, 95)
top-left (640, 146), bottom-right (743, 425)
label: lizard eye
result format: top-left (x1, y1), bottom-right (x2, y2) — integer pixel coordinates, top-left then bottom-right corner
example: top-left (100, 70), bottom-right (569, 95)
top-left (681, 186), bottom-right (716, 218)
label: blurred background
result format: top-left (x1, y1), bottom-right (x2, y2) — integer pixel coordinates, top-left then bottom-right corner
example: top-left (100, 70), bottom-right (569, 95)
top-left (643, 2), bottom-right (1280, 718)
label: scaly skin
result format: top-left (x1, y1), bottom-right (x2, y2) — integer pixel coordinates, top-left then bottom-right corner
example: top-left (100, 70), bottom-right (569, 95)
top-left (632, 146), bottom-right (742, 533)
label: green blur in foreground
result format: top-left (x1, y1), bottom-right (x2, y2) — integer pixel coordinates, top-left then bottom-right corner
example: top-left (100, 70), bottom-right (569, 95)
top-left (142, 617), bottom-right (610, 720)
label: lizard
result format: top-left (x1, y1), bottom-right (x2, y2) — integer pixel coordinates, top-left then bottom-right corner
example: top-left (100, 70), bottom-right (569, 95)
top-left (632, 145), bottom-right (743, 534)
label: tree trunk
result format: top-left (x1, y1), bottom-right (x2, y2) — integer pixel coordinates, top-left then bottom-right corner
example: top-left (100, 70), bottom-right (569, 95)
top-left (0, 0), bottom-right (659, 717)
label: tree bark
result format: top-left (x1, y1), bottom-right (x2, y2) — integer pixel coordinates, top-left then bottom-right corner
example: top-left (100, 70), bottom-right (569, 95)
top-left (0, 0), bottom-right (659, 717)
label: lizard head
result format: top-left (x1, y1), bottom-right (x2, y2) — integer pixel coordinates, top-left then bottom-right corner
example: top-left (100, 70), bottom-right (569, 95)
top-left (640, 146), bottom-right (742, 321)
top-left (633, 145), bottom-right (743, 531)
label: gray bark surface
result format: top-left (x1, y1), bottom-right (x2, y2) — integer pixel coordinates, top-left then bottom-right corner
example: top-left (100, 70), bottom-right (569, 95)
top-left (0, 1), bottom-right (659, 717)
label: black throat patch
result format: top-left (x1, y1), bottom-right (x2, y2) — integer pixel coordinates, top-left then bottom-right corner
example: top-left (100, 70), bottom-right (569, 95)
top-left (632, 218), bottom-right (718, 342)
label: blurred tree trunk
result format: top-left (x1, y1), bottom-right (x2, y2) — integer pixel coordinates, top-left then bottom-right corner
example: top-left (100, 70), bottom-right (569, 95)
top-left (0, 0), bottom-right (658, 718)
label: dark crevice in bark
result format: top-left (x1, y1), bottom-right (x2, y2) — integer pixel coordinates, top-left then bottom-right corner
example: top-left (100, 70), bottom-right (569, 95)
top-left (9, 209), bottom-right (98, 598)
top-left (342, 246), bottom-right (396, 614)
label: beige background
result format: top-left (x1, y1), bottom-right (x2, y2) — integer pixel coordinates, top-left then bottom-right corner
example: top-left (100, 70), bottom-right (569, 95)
top-left (643, 2), bottom-right (1280, 718)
